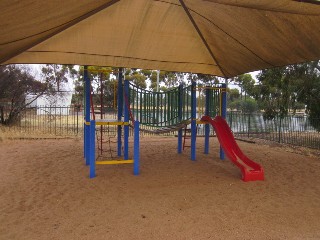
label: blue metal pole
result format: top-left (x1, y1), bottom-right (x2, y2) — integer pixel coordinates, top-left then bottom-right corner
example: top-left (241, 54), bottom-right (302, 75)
top-left (117, 68), bottom-right (123, 157)
top-left (177, 84), bottom-right (183, 153)
top-left (84, 66), bottom-right (91, 166)
top-left (220, 83), bottom-right (227, 160)
top-left (83, 77), bottom-right (86, 159)
top-left (84, 122), bottom-right (86, 158)
top-left (191, 81), bottom-right (197, 161)
top-left (204, 88), bottom-right (210, 154)
top-left (89, 120), bottom-right (96, 178)
top-left (124, 79), bottom-right (129, 160)
top-left (133, 121), bottom-right (140, 175)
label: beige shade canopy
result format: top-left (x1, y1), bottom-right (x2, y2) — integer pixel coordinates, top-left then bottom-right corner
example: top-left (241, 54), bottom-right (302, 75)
top-left (1, 0), bottom-right (320, 77)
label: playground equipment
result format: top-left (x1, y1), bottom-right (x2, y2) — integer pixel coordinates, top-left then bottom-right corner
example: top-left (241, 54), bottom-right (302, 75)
top-left (83, 67), bottom-right (264, 182)
top-left (84, 67), bottom-right (140, 178)
top-left (202, 115), bottom-right (264, 181)
top-left (127, 81), bottom-right (227, 160)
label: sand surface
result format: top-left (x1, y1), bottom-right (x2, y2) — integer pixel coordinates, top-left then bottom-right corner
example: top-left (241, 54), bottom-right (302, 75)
top-left (0, 137), bottom-right (319, 240)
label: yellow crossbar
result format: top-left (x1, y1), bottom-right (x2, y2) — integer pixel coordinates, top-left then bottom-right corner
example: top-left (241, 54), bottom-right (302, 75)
top-left (84, 120), bottom-right (129, 126)
top-left (96, 160), bottom-right (134, 165)
top-left (96, 121), bottom-right (129, 126)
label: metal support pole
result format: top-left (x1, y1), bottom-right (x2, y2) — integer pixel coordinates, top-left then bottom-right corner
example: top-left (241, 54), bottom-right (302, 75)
top-left (124, 79), bottom-right (129, 160)
top-left (89, 120), bottom-right (96, 178)
top-left (133, 121), bottom-right (140, 175)
top-left (84, 66), bottom-right (91, 165)
top-left (220, 83), bottom-right (227, 160)
top-left (177, 84), bottom-right (183, 153)
top-left (204, 88), bottom-right (210, 154)
top-left (117, 68), bottom-right (123, 157)
top-left (191, 81), bottom-right (197, 161)
top-left (156, 70), bottom-right (160, 92)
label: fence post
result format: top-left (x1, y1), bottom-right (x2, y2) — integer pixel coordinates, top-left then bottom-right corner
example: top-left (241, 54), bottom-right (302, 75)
top-left (278, 116), bottom-right (282, 143)
top-left (76, 108), bottom-right (79, 135)
top-left (177, 84), bottom-right (183, 154)
top-left (229, 111), bottom-right (233, 130)
top-left (248, 113), bottom-right (251, 138)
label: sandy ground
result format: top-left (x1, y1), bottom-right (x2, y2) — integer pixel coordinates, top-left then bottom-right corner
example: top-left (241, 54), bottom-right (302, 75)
top-left (0, 136), bottom-right (319, 240)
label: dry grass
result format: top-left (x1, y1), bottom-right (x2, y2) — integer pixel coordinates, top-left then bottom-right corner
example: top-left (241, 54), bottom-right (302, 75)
top-left (0, 126), bottom-right (78, 140)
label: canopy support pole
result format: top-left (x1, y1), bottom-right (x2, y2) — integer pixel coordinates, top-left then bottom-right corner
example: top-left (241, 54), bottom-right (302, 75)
top-left (191, 81), bottom-right (197, 161)
top-left (84, 66), bottom-right (90, 166)
top-left (117, 68), bottom-right (123, 157)
top-left (220, 83), bottom-right (227, 160)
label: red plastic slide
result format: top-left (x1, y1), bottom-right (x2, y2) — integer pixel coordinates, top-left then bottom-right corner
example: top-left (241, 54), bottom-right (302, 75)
top-left (201, 115), bottom-right (264, 182)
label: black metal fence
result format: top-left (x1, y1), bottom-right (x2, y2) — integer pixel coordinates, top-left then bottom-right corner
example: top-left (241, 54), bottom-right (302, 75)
top-left (2, 105), bottom-right (83, 136)
top-left (227, 112), bottom-right (320, 150)
top-left (1, 106), bottom-right (319, 149)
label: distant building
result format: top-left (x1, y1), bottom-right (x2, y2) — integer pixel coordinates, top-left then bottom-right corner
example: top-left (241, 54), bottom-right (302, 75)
top-left (26, 92), bottom-right (72, 115)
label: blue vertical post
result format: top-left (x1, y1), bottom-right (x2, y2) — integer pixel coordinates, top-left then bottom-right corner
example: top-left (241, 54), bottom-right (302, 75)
top-left (177, 84), bottom-right (183, 153)
top-left (124, 79), bottom-right (129, 160)
top-left (84, 104), bottom-right (86, 159)
top-left (84, 66), bottom-right (91, 166)
top-left (89, 120), bottom-right (96, 178)
top-left (191, 81), bottom-right (197, 161)
top-left (133, 121), bottom-right (140, 175)
top-left (204, 87), bottom-right (210, 154)
top-left (220, 83), bottom-right (227, 160)
top-left (84, 122), bottom-right (86, 158)
top-left (83, 75), bottom-right (86, 159)
top-left (117, 68), bottom-right (123, 157)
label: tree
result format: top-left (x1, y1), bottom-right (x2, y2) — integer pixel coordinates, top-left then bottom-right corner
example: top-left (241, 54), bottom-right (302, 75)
top-left (228, 88), bottom-right (240, 102)
top-left (228, 98), bottom-right (258, 113)
top-left (232, 74), bottom-right (255, 100)
top-left (41, 64), bottom-right (76, 92)
top-left (240, 98), bottom-right (258, 113)
top-left (73, 66), bottom-right (118, 108)
top-left (124, 68), bottom-right (147, 89)
top-left (233, 61), bottom-right (320, 131)
top-left (0, 65), bottom-right (46, 125)
top-left (148, 70), bottom-right (185, 91)
top-left (253, 61), bottom-right (320, 122)
top-left (192, 73), bottom-right (220, 86)
top-left (286, 61), bottom-right (320, 130)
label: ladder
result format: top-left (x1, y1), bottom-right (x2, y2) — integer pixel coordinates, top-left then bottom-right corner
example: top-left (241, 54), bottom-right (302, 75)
top-left (183, 127), bottom-right (192, 150)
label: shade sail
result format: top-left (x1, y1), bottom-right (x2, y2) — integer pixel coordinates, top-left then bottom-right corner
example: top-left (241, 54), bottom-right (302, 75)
top-left (1, 0), bottom-right (320, 77)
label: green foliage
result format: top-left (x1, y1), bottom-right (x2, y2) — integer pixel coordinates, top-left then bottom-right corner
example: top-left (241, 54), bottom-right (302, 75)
top-left (149, 71), bottom-right (185, 91)
top-left (124, 69), bottom-right (147, 89)
top-left (41, 64), bottom-right (76, 92)
top-left (230, 61), bottom-right (320, 130)
top-left (254, 61), bottom-right (320, 125)
top-left (189, 74), bottom-right (220, 85)
top-left (0, 65), bottom-right (46, 125)
top-left (232, 74), bottom-right (255, 96)
top-left (228, 98), bottom-right (258, 113)
top-left (286, 61), bottom-right (320, 131)
top-left (241, 98), bottom-right (258, 113)
top-left (227, 88), bottom-right (240, 102)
